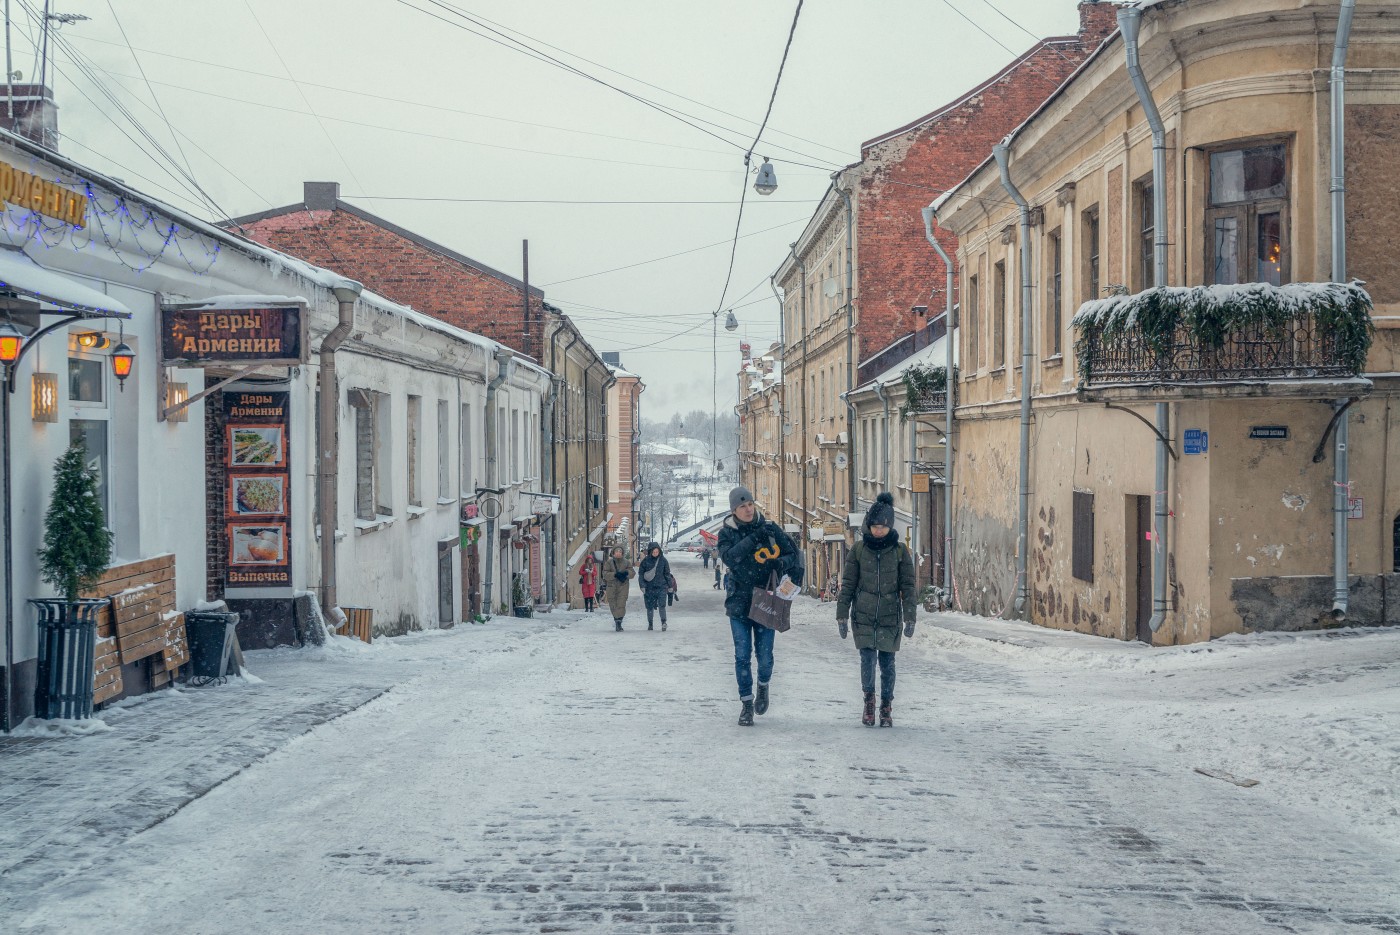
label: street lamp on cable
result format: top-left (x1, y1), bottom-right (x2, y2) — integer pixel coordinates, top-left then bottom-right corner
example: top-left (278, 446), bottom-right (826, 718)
top-left (753, 158), bottom-right (778, 196)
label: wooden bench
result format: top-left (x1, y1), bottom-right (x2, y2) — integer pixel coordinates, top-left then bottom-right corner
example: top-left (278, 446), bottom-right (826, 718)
top-left (81, 555), bottom-right (188, 704)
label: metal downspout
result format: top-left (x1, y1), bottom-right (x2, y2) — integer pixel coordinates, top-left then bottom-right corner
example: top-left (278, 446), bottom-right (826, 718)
top-left (833, 179), bottom-right (857, 515)
top-left (771, 277), bottom-right (787, 518)
top-left (1120, 6), bottom-right (1172, 635)
top-left (319, 280), bottom-right (363, 625)
top-left (550, 328), bottom-right (581, 604)
top-left (790, 244), bottom-right (810, 578)
top-left (1331, 0), bottom-right (1357, 618)
top-left (922, 206), bottom-right (956, 601)
top-left (873, 383), bottom-right (890, 489)
top-left (993, 144), bottom-right (1034, 621)
top-left (482, 348), bottom-right (513, 614)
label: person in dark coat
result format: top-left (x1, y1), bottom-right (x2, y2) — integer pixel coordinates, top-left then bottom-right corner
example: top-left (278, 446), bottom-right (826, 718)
top-left (638, 541), bottom-right (672, 631)
top-left (717, 486), bottom-right (803, 726)
top-left (702, 548), bottom-right (711, 568)
top-left (836, 492), bottom-right (917, 727)
top-left (601, 545), bottom-right (632, 631)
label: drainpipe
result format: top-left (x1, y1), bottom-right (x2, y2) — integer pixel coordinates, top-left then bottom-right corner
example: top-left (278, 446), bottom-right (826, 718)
top-left (993, 143), bottom-right (1034, 621)
top-left (790, 243), bottom-right (811, 577)
top-left (319, 279), bottom-right (363, 625)
top-left (873, 383), bottom-right (891, 489)
top-left (1330, 0), bottom-right (1357, 619)
top-left (1120, 5), bottom-right (1171, 635)
top-left (832, 177), bottom-right (857, 516)
top-left (922, 205), bottom-right (956, 601)
top-left (482, 346), bottom-right (513, 614)
top-left (771, 277), bottom-right (787, 517)
top-left (549, 327), bottom-right (580, 604)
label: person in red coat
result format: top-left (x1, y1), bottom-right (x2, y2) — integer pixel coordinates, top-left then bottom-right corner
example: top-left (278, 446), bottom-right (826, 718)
top-left (578, 554), bottom-right (599, 612)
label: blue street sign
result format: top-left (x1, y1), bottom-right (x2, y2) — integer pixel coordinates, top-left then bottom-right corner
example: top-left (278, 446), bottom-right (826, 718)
top-left (1184, 429), bottom-right (1208, 455)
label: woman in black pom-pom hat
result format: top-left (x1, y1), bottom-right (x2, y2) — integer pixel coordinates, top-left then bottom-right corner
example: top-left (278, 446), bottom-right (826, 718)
top-left (835, 492), bottom-right (917, 727)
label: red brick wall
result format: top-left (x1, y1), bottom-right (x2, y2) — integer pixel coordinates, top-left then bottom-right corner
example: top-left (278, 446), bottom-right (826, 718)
top-left (853, 4), bottom-right (1117, 358)
top-left (235, 209), bottom-right (545, 359)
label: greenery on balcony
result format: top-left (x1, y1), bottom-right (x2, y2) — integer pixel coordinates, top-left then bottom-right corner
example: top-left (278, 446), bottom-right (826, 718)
top-left (1071, 281), bottom-right (1375, 385)
top-left (899, 363), bottom-right (954, 420)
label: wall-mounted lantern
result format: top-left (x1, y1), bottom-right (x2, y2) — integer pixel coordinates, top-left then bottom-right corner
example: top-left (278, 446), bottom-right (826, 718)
top-left (110, 342), bottom-right (134, 390)
top-left (31, 372), bottom-right (58, 422)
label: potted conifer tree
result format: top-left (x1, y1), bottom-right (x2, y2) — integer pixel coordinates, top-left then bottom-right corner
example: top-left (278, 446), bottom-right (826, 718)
top-left (30, 443), bottom-right (113, 719)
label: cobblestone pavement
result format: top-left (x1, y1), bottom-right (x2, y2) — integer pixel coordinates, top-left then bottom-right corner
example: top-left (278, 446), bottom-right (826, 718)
top-left (3, 562), bottom-right (1399, 934)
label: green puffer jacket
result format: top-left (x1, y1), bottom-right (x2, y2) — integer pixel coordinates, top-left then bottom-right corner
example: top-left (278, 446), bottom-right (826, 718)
top-left (836, 534), bottom-right (916, 652)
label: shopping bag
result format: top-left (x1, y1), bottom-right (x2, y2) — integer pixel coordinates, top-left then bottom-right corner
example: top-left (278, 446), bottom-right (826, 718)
top-left (749, 570), bottom-right (792, 632)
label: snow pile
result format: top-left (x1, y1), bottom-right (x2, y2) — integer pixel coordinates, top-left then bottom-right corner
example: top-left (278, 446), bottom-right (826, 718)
top-left (10, 717), bottom-right (113, 738)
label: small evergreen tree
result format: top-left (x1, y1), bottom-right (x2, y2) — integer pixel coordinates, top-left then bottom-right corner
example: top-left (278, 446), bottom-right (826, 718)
top-left (37, 443), bottom-right (113, 601)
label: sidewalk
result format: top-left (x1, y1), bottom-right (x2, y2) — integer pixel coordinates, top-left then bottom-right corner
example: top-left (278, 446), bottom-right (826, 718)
top-left (0, 630), bottom-right (452, 902)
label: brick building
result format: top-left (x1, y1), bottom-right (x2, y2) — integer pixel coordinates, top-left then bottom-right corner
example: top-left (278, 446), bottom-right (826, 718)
top-left (227, 182), bottom-right (609, 612)
top-left (766, 1), bottom-right (1118, 595)
top-left (603, 356), bottom-right (644, 558)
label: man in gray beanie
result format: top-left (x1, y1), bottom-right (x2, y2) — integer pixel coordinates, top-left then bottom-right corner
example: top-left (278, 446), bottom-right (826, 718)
top-left (717, 486), bottom-right (803, 726)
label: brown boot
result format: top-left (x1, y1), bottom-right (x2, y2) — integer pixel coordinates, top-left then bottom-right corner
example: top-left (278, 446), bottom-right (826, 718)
top-left (862, 692), bottom-right (877, 727)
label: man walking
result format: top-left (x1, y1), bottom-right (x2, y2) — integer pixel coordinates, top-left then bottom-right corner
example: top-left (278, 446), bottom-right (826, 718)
top-left (717, 486), bottom-right (803, 726)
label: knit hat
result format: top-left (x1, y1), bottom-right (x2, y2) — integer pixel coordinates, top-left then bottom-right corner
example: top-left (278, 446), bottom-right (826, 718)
top-left (865, 492), bottom-right (895, 529)
top-left (729, 486), bottom-right (755, 511)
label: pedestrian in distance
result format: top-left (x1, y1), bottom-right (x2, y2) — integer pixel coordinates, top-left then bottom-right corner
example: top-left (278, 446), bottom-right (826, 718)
top-left (713, 559), bottom-right (723, 590)
top-left (702, 548), bottom-right (711, 569)
top-left (718, 486), bottom-right (803, 726)
top-left (602, 545), bottom-right (632, 631)
top-left (639, 541), bottom-right (672, 631)
top-left (578, 553), bottom-right (599, 613)
top-left (836, 492), bottom-right (917, 728)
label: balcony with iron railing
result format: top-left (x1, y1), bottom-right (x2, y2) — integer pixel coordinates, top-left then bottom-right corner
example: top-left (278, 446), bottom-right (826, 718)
top-left (1072, 282), bottom-right (1375, 397)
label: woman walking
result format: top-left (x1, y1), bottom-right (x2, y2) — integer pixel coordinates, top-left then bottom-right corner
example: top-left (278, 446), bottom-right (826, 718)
top-left (638, 541), bottom-right (672, 631)
top-left (717, 486), bottom-right (803, 726)
top-left (578, 554), bottom-right (599, 613)
top-left (836, 492), bottom-right (917, 727)
top-left (601, 545), bottom-right (632, 631)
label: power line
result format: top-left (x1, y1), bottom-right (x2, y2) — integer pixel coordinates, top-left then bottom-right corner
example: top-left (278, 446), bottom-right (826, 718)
top-left (341, 195), bottom-right (819, 205)
top-left (974, 0), bottom-right (1084, 70)
top-left (713, 0), bottom-right (804, 317)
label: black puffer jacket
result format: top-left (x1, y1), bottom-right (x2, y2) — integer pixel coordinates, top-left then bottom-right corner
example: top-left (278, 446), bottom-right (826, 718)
top-left (638, 543), bottom-right (671, 596)
top-left (717, 509), bottom-right (803, 620)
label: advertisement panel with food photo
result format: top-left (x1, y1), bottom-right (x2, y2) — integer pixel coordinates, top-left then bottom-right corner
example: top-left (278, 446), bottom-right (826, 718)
top-left (227, 425), bottom-right (286, 467)
top-left (229, 524), bottom-right (286, 566)
top-left (229, 475), bottom-right (286, 516)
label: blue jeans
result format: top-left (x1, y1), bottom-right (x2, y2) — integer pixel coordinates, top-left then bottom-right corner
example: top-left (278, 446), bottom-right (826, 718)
top-left (860, 647), bottom-right (896, 701)
top-left (729, 615), bottom-right (774, 701)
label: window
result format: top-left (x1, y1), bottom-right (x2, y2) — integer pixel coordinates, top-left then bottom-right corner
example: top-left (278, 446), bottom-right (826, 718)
top-left (460, 404), bottom-right (473, 496)
top-left (1072, 490), bottom-right (1094, 582)
top-left (375, 393), bottom-right (393, 515)
top-left (70, 419), bottom-right (109, 521)
top-left (993, 261), bottom-right (1006, 369)
top-left (511, 409), bottom-right (520, 481)
top-left (1048, 228), bottom-right (1063, 357)
top-left (353, 394), bottom-right (375, 520)
top-left (1137, 180), bottom-right (1155, 290)
top-left (407, 395), bottom-right (422, 507)
top-left (967, 274), bottom-right (980, 370)
top-left (1206, 142), bottom-right (1288, 286)
top-left (68, 356), bottom-right (105, 404)
top-left (437, 400), bottom-right (450, 500)
top-left (1394, 513), bottom-right (1399, 573)
top-left (1083, 207), bottom-right (1100, 301)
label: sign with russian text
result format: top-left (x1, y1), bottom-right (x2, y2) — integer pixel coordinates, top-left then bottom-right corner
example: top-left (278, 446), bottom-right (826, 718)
top-left (224, 390), bottom-right (292, 590)
top-left (1248, 425), bottom-right (1288, 440)
top-left (0, 159), bottom-right (87, 226)
top-left (1184, 429), bottom-right (1208, 455)
top-left (161, 306), bottom-right (305, 365)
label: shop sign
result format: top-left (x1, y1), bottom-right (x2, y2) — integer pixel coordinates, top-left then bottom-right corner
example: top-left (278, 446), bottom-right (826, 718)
top-left (527, 492), bottom-right (560, 516)
top-left (224, 390), bottom-right (292, 590)
top-left (823, 521), bottom-right (846, 537)
top-left (0, 159), bottom-right (88, 226)
top-left (161, 306), bottom-right (306, 365)
top-left (912, 473), bottom-right (930, 493)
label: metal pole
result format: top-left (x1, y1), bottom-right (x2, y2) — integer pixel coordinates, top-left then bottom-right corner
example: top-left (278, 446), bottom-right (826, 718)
top-left (1330, 0), bottom-right (1357, 619)
top-left (832, 179), bottom-right (856, 514)
top-left (5, 0), bottom-right (15, 121)
top-left (922, 206), bottom-right (956, 602)
top-left (2, 380), bottom-right (12, 732)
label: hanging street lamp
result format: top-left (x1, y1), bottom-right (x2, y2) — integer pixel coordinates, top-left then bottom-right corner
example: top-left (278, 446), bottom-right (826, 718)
top-left (0, 321), bottom-right (21, 364)
top-left (110, 341), bottom-right (135, 389)
top-left (754, 158), bottom-right (778, 196)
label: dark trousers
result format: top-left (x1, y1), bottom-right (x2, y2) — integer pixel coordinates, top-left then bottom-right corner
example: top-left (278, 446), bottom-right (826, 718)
top-left (860, 647), bottom-right (896, 702)
top-left (584, 596), bottom-right (595, 612)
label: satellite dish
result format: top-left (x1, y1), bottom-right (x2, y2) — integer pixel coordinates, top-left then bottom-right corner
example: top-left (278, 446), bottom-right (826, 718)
top-left (834, 453), bottom-right (849, 471)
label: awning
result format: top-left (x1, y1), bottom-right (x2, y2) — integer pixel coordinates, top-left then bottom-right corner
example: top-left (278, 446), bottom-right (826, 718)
top-left (0, 248), bottom-right (131, 317)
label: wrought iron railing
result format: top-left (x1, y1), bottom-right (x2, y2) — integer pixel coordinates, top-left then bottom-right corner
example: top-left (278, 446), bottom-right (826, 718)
top-left (1077, 313), bottom-right (1362, 386)
top-left (907, 388), bottom-right (951, 413)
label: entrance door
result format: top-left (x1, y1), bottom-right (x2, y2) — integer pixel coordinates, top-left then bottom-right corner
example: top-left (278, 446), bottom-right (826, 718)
top-left (438, 546), bottom-right (454, 624)
top-left (464, 541), bottom-right (481, 620)
top-left (1133, 495), bottom-right (1152, 643)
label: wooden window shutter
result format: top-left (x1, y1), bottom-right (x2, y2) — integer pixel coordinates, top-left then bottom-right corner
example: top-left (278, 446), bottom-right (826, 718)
top-left (1072, 490), bottom-right (1094, 582)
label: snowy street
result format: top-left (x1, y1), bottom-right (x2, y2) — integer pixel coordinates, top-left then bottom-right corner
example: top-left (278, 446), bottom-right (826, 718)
top-left (4, 558), bottom-right (1400, 934)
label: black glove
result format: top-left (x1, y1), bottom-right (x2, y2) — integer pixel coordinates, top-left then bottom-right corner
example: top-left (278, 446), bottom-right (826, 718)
top-left (837, 619), bottom-right (848, 640)
top-left (614, 571), bottom-right (627, 582)
top-left (904, 620), bottom-right (916, 638)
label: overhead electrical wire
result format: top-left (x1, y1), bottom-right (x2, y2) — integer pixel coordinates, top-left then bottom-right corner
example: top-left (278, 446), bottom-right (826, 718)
top-left (713, 0), bottom-right (804, 317)
top-left (341, 195), bottom-right (819, 205)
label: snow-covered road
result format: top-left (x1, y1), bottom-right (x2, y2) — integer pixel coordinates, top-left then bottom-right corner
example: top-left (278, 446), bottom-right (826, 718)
top-left (5, 558), bottom-right (1400, 934)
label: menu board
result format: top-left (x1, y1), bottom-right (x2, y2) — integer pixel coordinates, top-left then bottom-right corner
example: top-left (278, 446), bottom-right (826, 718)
top-left (224, 390), bottom-right (292, 589)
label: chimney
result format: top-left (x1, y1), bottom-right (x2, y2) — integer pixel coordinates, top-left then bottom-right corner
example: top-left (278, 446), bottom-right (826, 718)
top-left (1078, 0), bottom-right (1121, 47)
top-left (304, 181), bottom-right (340, 210)
top-left (0, 84), bottom-right (58, 149)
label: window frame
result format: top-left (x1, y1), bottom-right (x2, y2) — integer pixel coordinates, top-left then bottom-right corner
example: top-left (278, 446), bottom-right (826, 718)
top-left (992, 260), bottom-right (1007, 370)
top-left (1136, 178), bottom-right (1155, 291)
top-left (1204, 139), bottom-right (1291, 287)
top-left (1047, 227), bottom-right (1063, 358)
top-left (966, 272), bottom-right (980, 372)
top-left (1082, 205), bottom-right (1100, 302)
top-left (1072, 489), bottom-right (1095, 583)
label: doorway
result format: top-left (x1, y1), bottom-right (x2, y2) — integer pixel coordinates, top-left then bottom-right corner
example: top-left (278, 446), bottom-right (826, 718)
top-left (1132, 495), bottom-right (1152, 643)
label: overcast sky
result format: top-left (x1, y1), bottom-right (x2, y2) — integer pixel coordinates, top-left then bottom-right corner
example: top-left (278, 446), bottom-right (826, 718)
top-left (20, 0), bottom-right (1088, 417)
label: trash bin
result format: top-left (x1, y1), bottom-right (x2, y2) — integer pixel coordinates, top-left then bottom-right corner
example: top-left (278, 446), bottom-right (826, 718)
top-left (185, 611), bottom-right (239, 681)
